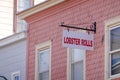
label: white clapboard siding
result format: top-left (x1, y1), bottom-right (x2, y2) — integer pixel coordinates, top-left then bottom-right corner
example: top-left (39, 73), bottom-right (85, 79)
top-left (0, 0), bottom-right (13, 39)
top-left (0, 32), bottom-right (26, 80)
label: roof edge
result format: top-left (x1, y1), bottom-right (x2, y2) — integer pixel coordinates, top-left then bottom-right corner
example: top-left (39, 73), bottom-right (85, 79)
top-left (0, 31), bottom-right (26, 47)
top-left (18, 0), bottom-right (65, 19)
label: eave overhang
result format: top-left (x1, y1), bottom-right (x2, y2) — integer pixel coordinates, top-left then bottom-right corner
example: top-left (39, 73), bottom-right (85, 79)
top-left (17, 0), bottom-right (65, 19)
top-left (0, 31), bottom-right (26, 48)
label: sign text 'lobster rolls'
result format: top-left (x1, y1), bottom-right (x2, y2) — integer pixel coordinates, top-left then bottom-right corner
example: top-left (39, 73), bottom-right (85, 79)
top-left (62, 30), bottom-right (94, 50)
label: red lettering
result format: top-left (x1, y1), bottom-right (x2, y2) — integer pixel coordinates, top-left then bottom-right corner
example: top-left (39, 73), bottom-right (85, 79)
top-left (81, 39), bottom-right (93, 47)
top-left (90, 40), bottom-right (93, 47)
top-left (64, 37), bottom-right (80, 45)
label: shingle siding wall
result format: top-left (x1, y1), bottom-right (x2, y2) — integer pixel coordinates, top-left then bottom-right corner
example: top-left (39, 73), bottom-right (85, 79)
top-left (0, 39), bottom-right (26, 80)
top-left (26, 0), bottom-right (120, 80)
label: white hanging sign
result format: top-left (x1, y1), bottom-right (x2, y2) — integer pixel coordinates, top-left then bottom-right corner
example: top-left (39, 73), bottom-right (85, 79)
top-left (62, 30), bottom-right (94, 50)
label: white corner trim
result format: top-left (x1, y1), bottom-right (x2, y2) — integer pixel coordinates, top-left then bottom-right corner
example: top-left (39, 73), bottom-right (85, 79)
top-left (0, 31), bottom-right (26, 47)
top-left (18, 0), bottom-right (65, 19)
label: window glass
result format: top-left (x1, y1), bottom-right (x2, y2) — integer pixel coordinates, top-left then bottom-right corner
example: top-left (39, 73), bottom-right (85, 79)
top-left (71, 61), bottom-right (83, 80)
top-left (71, 49), bottom-right (84, 63)
top-left (12, 71), bottom-right (20, 80)
top-left (16, 0), bottom-right (31, 32)
top-left (111, 52), bottom-right (120, 75)
top-left (39, 71), bottom-right (49, 80)
top-left (17, 17), bottom-right (27, 32)
top-left (17, 0), bottom-right (31, 12)
top-left (39, 49), bottom-right (50, 73)
top-left (110, 26), bottom-right (120, 76)
top-left (71, 49), bottom-right (84, 80)
top-left (110, 27), bottom-right (120, 51)
top-left (38, 49), bottom-right (50, 80)
top-left (14, 76), bottom-right (20, 80)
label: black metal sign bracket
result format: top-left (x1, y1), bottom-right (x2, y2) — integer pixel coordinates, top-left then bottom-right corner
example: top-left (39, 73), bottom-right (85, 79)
top-left (0, 76), bottom-right (7, 80)
top-left (60, 22), bottom-right (96, 34)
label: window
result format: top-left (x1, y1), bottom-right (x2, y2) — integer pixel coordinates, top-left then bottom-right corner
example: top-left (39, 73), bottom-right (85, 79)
top-left (14, 0), bottom-right (33, 33)
top-left (17, 0), bottom-right (32, 32)
top-left (110, 26), bottom-right (120, 75)
top-left (69, 49), bottom-right (85, 80)
top-left (35, 41), bottom-right (51, 80)
top-left (105, 16), bottom-right (120, 79)
top-left (17, 0), bottom-right (32, 12)
top-left (11, 71), bottom-right (20, 80)
top-left (38, 49), bottom-right (50, 80)
top-left (16, 17), bottom-right (27, 32)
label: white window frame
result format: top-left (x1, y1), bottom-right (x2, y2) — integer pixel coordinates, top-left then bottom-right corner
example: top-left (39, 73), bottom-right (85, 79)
top-left (11, 71), bottom-right (20, 80)
top-left (35, 41), bottom-right (51, 80)
top-left (109, 26), bottom-right (120, 75)
top-left (105, 16), bottom-right (120, 80)
top-left (67, 42), bottom-right (86, 80)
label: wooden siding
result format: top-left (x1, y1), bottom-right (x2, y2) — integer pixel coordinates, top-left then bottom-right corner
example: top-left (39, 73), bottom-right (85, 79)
top-left (25, 0), bottom-right (120, 80)
top-left (0, 0), bottom-right (13, 39)
top-left (0, 39), bottom-right (26, 80)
